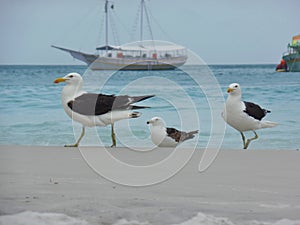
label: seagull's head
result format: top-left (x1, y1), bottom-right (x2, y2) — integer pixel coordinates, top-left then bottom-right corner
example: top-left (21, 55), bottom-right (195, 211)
top-left (54, 72), bottom-right (83, 85)
top-left (147, 117), bottom-right (165, 127)
top-left (227, 83), bottom-right (241, 96)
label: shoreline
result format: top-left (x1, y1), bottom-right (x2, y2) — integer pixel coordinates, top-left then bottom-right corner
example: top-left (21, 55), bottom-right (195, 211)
top-left (1, 146), bottom-right (300, 224)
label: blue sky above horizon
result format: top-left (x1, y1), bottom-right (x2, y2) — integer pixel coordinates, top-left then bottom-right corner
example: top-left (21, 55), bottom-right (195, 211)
top-left (0, 0), bottom-right (299, 65)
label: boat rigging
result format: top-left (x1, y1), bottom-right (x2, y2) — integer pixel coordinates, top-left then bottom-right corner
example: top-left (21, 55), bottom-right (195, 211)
top-left (52, 0), bottom-right (187, 70)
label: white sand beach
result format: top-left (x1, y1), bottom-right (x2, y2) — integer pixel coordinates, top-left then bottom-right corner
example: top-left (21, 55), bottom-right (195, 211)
top-left (0, 146), bottom-right (300, 225)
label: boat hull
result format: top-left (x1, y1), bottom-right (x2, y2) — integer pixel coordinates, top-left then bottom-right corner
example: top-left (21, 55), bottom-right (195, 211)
top-left (89, 56), bottom-right (187, 70)
top-left (283, 53), bottom-right (300, 72)
top-left (52, 45), bottom-right (188, 71)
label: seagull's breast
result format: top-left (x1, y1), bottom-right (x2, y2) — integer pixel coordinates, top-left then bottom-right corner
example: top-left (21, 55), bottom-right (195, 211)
top-left (222, 100), bottom-right (243, 121)
top-left (61, 89), bottom-right (106, 127)
top-left (150, 126), bottom-right (167, 146)
top-left (150, 126), bottom-right (177, 147)
top-left (62, 102), bottom-right (104, 127)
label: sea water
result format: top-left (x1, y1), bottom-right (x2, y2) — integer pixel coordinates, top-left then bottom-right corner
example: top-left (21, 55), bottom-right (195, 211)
top-left (0, 64), bottom-right (299, 150)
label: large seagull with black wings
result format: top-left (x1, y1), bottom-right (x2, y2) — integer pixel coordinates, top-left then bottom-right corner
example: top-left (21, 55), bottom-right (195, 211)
top-left (222, 83), bottom-right (277, 149)
top-left (54, 72), bottom-right (154, 147)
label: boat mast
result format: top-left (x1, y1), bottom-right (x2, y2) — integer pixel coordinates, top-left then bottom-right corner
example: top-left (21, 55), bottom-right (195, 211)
top-left (105, 0), bottom-right (109, 53)
top-left (139, 0), bottom-right (155, 47)
top-left (140, 0), bottom-right (144, 43)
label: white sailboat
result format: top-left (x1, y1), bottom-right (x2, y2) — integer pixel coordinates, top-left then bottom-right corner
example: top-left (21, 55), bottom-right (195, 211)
top-left (52, 0), bottom-right (187, 70)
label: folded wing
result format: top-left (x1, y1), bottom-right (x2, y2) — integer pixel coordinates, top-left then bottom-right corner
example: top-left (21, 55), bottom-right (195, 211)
top-left (243, 101), bottom-right (271, 121)
top-left (166, 127), bottom-right (198, 143)
top-left (68, 93), bottom-right (154, 116)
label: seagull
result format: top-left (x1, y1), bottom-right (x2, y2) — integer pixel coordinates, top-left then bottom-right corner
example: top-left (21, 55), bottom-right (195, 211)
top-left (54, 72), bottom-right (154, 147)
top-left (222, 83), bottom-right (278, 149)
top-left (147, 117), bottom-right (198, 147)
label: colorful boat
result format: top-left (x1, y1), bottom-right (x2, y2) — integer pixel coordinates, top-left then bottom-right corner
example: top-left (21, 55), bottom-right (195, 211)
top-left (280, 34), bottom-right (300, 72)
top-left (52, 0), bottom-right (187, 70)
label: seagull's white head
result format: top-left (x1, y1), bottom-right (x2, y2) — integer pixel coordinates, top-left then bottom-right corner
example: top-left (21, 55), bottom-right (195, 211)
top-left (54, 72), bottom-right (83, 86)
top-left (147, 117), bottom-right (166, 127)
top-left (227, 83), bottom-right (241, 96)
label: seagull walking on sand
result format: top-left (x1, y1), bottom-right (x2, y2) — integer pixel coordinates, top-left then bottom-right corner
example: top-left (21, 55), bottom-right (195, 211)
top-left (54, 72), bottom-right (154, 147)
top-left (222, 83), bottom-right (278, 149)
top-left (147, 117), bottom-right (198, 147)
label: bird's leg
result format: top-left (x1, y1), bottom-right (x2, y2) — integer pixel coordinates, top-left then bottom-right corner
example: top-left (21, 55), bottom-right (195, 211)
top-left (111, 123), bottom-right (116, 147)
top-left (244, 130), bottom-right (258, 149)
top-left (240, 132), bottom-right (246, 149)
top-left (65, 127), bottom-right (85, 147)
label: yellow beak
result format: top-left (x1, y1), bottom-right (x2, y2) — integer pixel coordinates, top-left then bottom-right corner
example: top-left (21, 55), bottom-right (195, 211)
top-left (227, 87), bottom-right (234, 93)
top-left (54, 77), bottom-right (66, 84)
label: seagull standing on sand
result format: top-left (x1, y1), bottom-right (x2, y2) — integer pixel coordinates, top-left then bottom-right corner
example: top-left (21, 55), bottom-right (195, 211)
top-left (147, 117), bottom-right (198, 147)
top-left (54, 72), bottom-right (154, 147)
top-left (222, 83), bottom-right (277, 149)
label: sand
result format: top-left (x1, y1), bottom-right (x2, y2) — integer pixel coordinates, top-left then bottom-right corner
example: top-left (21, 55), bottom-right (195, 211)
top-left (0, 145), bottom-right (300, 224)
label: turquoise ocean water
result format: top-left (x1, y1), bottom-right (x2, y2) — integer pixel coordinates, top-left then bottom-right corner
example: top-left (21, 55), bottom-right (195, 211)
top-left (0, 64), bottom-right (299, 150)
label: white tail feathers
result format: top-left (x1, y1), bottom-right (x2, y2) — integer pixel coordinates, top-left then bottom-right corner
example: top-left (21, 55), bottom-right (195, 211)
top-left (261, 121), bottom-right (278, 128)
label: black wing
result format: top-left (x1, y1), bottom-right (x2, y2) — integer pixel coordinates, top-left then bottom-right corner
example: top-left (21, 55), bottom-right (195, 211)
top-left (166, 127), bottom-right (198, 143)
top-left (68, 93), bottom-right (154, 116)
top-left (243, 101), bottom-right (271, 121)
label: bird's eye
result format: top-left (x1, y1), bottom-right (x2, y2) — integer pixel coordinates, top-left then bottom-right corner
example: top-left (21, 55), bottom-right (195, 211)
top-left (234, 85), bottom-right (238, 88)
top-left (69, 75), bottom-right (74, 78)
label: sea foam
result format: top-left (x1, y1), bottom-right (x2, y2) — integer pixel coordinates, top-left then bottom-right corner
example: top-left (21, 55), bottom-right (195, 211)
top-left (0, 211), bottom-right (89, 225)
top-left (171, 212), bottom-right (300, 225)
top-left (1, 211), bottom-right (300, 225)
top-left (110, 212), bottom-right (300, 225)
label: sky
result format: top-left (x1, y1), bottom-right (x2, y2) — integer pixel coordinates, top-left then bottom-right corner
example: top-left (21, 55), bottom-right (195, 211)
top-left (0, 0), bottom-right (299, 65)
